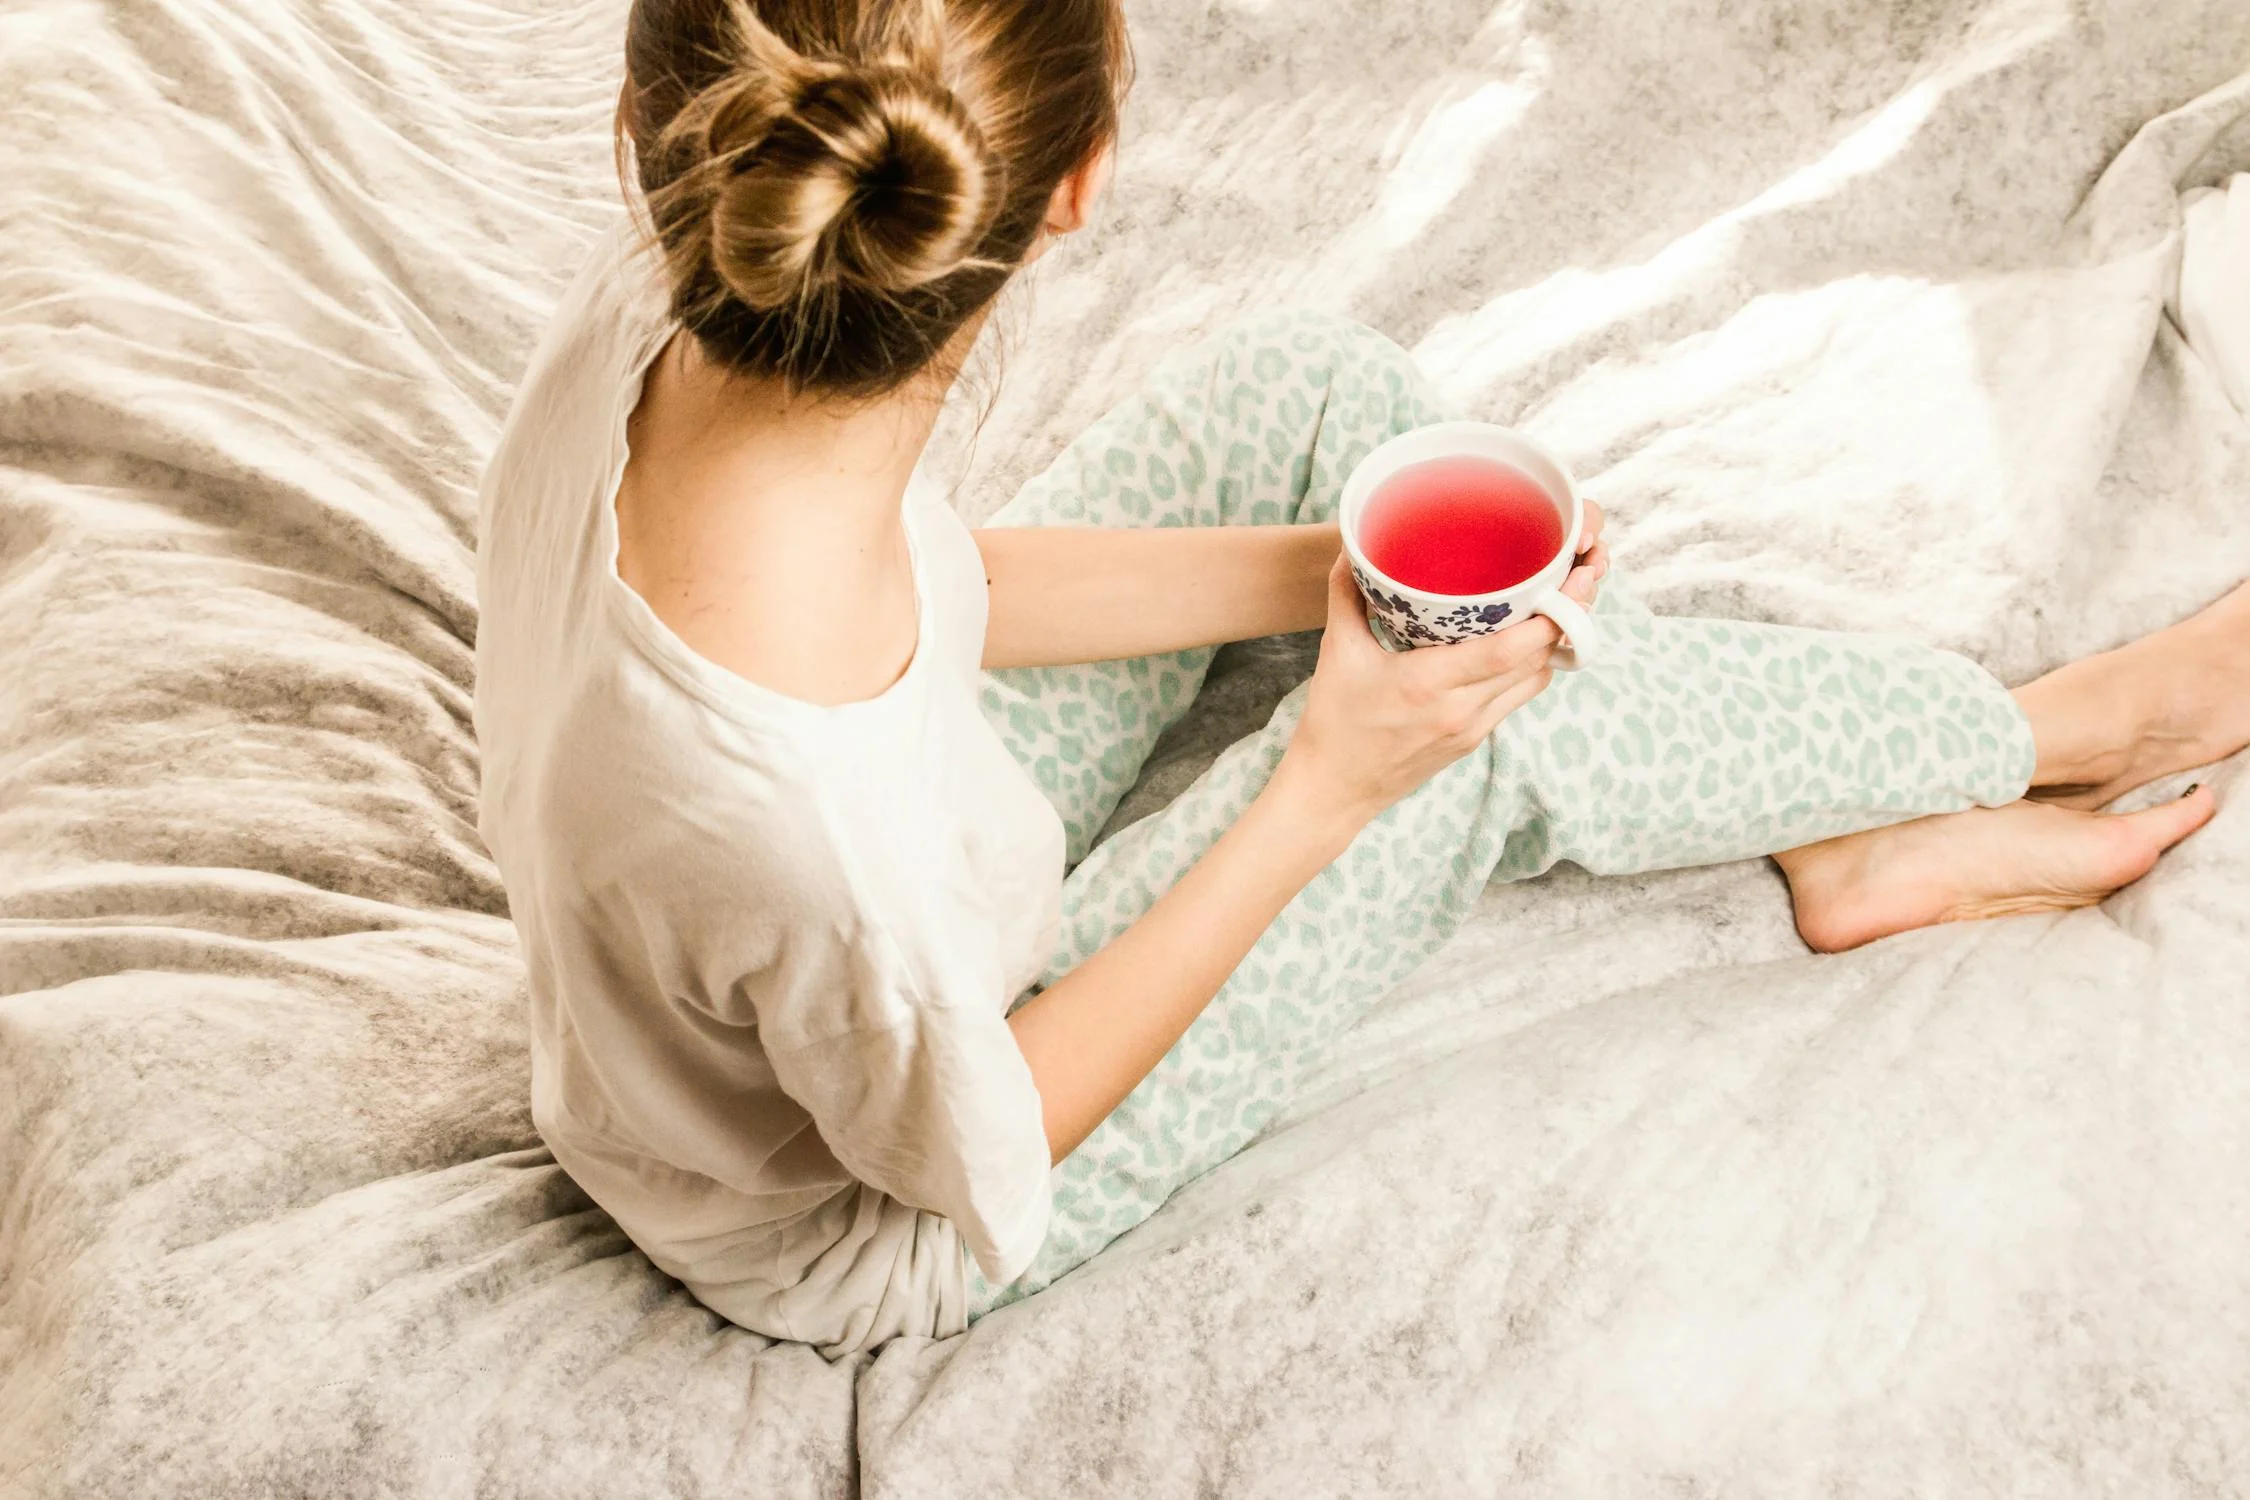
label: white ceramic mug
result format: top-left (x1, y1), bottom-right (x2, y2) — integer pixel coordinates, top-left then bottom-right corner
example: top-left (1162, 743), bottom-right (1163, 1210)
top-left (1338, 421), bottom-right (1605, 668)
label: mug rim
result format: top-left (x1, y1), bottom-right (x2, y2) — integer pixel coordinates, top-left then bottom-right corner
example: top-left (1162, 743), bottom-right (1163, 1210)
top-left (1339, 420), bottom-right (1582, 605)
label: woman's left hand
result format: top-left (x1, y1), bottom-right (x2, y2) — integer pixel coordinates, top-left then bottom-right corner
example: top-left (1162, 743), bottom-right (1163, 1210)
top-left (1563, 499), bottom-right (1610, 609)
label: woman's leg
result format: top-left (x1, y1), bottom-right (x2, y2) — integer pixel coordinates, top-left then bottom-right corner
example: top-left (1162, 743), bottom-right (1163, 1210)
top-left (1773, 578), bottom-right (2250, 951)
top-left (967, 308), bottom-right (2235, 1312)
top-left (970, 599), bottom-right (2044, 1314)
top-left (978, 309), bottom-right (1447, 863)
top-left (2012, 580), bottom-right (2250, 807)
top-left (1774, 791), bottom-right (2216, 953)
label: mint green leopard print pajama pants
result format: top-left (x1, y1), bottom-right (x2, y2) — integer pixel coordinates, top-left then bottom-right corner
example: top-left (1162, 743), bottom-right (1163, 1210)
top-left (966, 309), bottom-right (2037, 1314)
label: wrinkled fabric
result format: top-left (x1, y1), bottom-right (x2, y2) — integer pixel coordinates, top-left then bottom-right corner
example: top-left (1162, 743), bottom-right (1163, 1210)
top-left (2, 0), bottom-right (2248, 1496)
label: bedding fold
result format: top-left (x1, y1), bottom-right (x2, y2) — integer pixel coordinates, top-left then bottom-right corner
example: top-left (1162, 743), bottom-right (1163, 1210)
top-left (2, 0), bottom-right (2247, 1495)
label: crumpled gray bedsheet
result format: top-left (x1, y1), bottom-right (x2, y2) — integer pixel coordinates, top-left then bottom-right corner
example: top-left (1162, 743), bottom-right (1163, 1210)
top-left (3, 0), bottom-right (2248, 1495)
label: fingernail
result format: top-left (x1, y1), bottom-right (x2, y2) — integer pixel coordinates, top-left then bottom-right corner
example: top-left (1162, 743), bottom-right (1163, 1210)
top-left (2181, 783), bottom-right (2201, 798)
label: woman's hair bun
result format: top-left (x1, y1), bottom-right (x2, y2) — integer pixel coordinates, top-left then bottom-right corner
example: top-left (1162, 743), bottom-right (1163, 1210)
top-left (623, 0), bottom-right (1127, 397)
top-left (697, 57), bottom-right (998, 309)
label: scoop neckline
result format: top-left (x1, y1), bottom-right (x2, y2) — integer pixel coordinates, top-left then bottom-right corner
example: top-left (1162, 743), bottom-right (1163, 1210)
top-left (597, 321), bottom-right (936, 725)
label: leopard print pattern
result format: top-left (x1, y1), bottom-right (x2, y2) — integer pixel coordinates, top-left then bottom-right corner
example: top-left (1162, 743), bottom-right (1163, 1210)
top-left (967, 310), bottom-right (2035, 1314)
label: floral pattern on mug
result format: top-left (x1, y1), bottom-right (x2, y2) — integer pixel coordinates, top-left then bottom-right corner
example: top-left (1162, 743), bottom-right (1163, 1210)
top-left (1354, 566), bottom-right (1516, 650)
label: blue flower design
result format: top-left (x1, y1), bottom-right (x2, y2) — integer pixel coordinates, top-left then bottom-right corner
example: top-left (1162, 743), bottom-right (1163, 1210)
top-left (1357, 572), bottom-right (1516, 647)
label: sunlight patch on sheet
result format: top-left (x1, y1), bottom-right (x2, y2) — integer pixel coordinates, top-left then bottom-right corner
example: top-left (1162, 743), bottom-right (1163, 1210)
top-left (1528, 275), bottom-right (2023, 645)
top-left (1533, 275), bottom-right (2006, 491)
top-left (1411, 78), bottom-right (1948, 405)
top-left (1297, 26), bottom-right (1551, 301)
top-left (1408, 0), bottom-right (2077, 408)
top-left (1369, 78), bottom-right (1542, 250)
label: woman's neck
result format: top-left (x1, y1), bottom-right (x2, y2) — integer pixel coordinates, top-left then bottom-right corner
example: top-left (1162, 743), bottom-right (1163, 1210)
top-left (658, 335), bottom-right (941, 541)
top-left (615, 335), bottom-right (954, 706)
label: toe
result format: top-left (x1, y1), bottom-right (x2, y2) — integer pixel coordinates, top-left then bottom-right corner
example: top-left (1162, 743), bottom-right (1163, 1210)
top-left (2108, 783), bottom-right (2217, 877)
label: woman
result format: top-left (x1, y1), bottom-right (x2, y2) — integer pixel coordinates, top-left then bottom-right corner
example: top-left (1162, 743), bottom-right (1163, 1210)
top-left (473, 0), bottom-right (2244, 1356)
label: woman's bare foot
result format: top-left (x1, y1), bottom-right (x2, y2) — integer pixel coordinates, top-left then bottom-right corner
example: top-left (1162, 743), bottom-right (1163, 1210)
top-left (1775, 787), bottom-right (2217, 954)
top-left (2020, 581), bottom-right (2250, 808)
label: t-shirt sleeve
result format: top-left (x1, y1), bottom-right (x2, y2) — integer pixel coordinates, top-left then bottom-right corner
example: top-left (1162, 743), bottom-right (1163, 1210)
top-left (761, 981), bottom-right (1053, 1286)
top-left (692, 818), bottom-right (1053, 1286)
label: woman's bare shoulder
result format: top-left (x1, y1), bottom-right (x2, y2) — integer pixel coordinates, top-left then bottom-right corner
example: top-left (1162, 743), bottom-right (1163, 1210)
top-left (613, 469), bottom-right (918, 708)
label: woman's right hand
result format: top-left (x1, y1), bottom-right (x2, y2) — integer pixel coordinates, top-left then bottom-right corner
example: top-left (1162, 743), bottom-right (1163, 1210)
top-left (1276, 555), bottom-right (1566, 824)
top-left (1012, 547), bottom-right (1595, 1161)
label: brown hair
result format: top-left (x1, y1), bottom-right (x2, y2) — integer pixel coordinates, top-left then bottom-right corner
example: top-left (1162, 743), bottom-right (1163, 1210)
top-left (619, 0), bottom-right (1130, 399)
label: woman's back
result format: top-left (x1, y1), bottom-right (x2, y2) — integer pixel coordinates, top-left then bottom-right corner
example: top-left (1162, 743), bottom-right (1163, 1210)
top-left (474, 226), bottom-right (1063, 1354)
top-left (612, 335), bottom-right (925, 708)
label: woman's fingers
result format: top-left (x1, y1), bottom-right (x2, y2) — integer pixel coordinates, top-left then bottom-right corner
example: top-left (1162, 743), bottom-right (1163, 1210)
top-left (1423, 615), bottom-right (1559, 687)
top-left (1413, 625), bottom-right (1557, 701)
top-left (1469, 663), bottom-right (1556, 737)
top-left (1565, 500), bottom-right (1610, 608)
top-left (1324, 553), bottom-right (1381, 650)
top-left (1466, 633), bottom-right (1562, 704)
top-left (1561, 541), bottom-right (1607, 607)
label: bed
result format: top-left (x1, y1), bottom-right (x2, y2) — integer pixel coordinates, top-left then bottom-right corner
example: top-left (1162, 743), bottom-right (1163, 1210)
top-left (3, 0), bottom-right (2248, 1494)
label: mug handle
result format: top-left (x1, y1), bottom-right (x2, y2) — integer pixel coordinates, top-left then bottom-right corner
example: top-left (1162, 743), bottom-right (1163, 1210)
top-left (1528, 589), bottom-right (1604, 670)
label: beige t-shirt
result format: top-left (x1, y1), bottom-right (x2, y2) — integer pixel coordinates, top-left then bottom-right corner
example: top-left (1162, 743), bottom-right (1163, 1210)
top-left (474, 223), bottom-right (1064, 1356)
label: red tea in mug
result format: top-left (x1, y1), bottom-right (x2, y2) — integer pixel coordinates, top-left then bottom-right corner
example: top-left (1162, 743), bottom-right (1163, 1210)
top-left (1357, 456), bottom-right (1564, 595)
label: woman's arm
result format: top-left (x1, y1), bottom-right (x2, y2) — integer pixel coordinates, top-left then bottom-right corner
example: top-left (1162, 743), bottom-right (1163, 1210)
top-left (976, 504), bottom-right (1606, 670)
top-left (1007, 558), bottom-right (1580, 1160)
top-left (1005, 750), bottom-right (1362, 1158)
top-left (975, 523), bottom-right (1339, 669)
